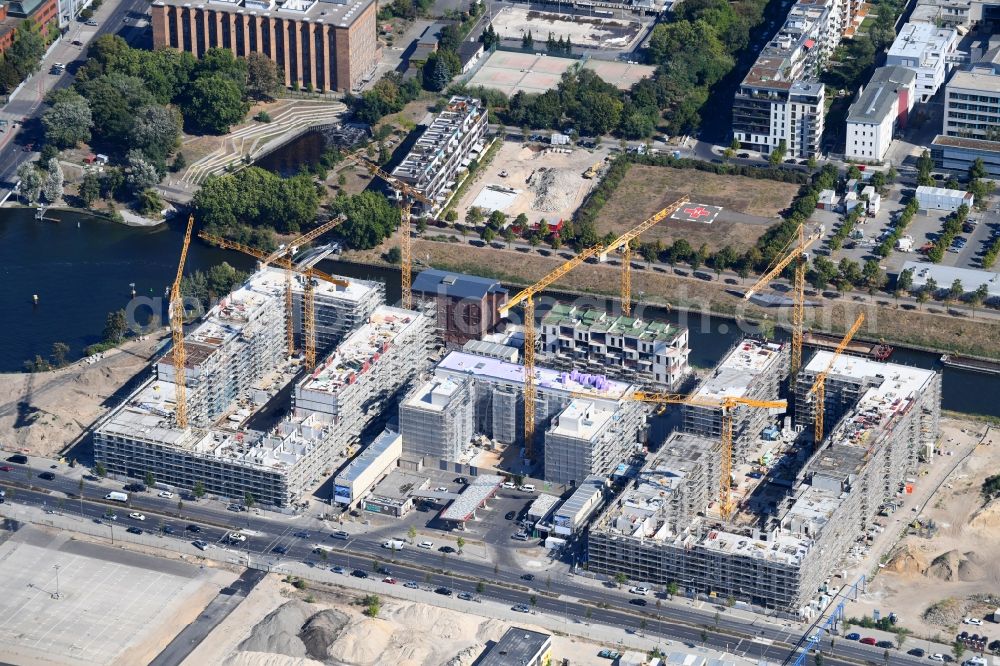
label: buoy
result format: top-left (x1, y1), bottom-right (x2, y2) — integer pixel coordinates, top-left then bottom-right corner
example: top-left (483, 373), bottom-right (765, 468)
top-left (32, 294), bottom-right (39, 305)
top-left (77, 222), bottom-right (80, 228)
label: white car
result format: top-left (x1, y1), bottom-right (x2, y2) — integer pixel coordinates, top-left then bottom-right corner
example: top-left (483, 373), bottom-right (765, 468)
top-left (502, 482), bottom-right (516, 489)
top-left (629, 586), bottom-right (649, 596)
top-left (963, 617), bottom-right (983, 626)
top-left (519, 484), bottom-right (535, 493)
top-left (129, 512), bottom-right (146, 521)
top-left (418, 540), bottom-right (434, 549)
top-left (929, 655), bottom-right (946, 662)
top-left (158, 491), bottom-right (174, 498)
top-left (228, 532), bottom-right (247, 543)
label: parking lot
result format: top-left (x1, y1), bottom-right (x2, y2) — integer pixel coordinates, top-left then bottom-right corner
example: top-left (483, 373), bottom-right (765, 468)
top-left (0, 526), bottom-right (229, 665)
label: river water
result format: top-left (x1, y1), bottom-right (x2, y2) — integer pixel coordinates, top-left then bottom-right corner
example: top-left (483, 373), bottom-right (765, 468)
top-left (0, 207), bottom-right (996, 416)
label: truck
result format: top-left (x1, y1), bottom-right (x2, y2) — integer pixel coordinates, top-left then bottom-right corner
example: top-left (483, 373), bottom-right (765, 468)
top-left (105, 491), bottom-right (129, 502)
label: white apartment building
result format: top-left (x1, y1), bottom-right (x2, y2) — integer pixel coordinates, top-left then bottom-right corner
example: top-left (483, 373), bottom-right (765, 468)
top-left (846, 66), bottom-right (916, 161)
top-left (931, 46), bottom-right (1000, 177)
top-left (886, 23), bottom-right (959, 102)
top-left (733, 0), bottom-right (835, 158)
top-left (391, 96), bottom-right (488, 216)
top-left (539, 304), bottom-right (690, 389)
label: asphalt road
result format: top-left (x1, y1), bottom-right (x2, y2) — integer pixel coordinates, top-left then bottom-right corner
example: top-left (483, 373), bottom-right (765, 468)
top-left (0, 0), bottom-right (151, 194)
top-left (148, 568), bottom-right (266, 666)
top-left (0, 464), bottom-right (932, 666)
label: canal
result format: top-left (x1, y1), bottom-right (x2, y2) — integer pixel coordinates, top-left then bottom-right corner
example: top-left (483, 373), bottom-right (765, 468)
top-left (0, 207), bottom-right (997, 417)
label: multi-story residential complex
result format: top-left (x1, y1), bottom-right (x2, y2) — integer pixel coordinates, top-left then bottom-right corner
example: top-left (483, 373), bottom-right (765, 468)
top-left (732, 0), bottom-right (833, 158)
top-left (94, 270), bottom-right (430, 508)
top-left (391, 96), bottom-right (489, 216)
top-left (543, 398), bottom-right (645, 486)
top-left (411, 269), bottom-right (508, 348)
top-left (683, 339), bottom-right (788, 463)
top-left (929, 47), bottom-right (1000, 176)
top-left (399, 375), bottom-right (476, 462)
top-left (290, 272), bottom-right (383, 355)
top-left (588, 355), bottom-right (940, 612)
top-left (539, 304), bottom-right (690, 390)
top-left (150, 0), bottom-right (379, 92)
top-left (845, 66), bottom-right (916, 162)
top-left (886, 23), bottom-right (959, 102)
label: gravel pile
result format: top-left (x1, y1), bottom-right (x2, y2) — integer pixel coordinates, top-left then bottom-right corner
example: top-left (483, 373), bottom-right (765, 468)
top-left (528, 167), bottom-right (580, 213)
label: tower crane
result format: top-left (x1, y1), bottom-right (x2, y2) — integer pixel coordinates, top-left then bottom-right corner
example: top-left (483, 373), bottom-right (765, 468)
top-left (806, 312), bottom-right (865, 444)
top-left (170, 214), bottom-right (195, 428)
top-left (743, 224), bottom-right (822, 383)
top-left (199, 222), bottom-right (347, 370)
top-left (347, 154), bottom-right (433, 310)
top-left (628, 392), bottom-right (787, 519)
top-left (498, 198), bottom-right (688, 457)
top-left (610, 201), bottom-right (684, 316)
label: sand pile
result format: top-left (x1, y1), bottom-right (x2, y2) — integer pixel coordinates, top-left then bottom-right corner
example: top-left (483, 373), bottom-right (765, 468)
top-left (968, 498), bottom-right (1000, 534)
top-left (885, 544), bottom-right (927, 576)
top-left (238, 601), bottom-right (315, 658)
top-left (528, 167), bottom-right (581, 213)
top-left (299, 610), bottom-right (349, 662)
top-left (927, 550), bottom-right (985, 582)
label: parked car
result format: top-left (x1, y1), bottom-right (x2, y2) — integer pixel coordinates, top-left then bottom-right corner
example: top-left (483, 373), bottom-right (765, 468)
top-left (512, 604), bottom-right (531, 613)
top-left (505, 511), bottom-right (517, 520)
top-left (502, 482), bottom-right (516, 489)
top-left (599, 649), bottom-right (622, 659)
top-left (877, 641), bottom-right (895, 649)
top-left (403, 581), bottom-right (419, 589)
top-left (6, 455), bottom-right (27, 464)
top-left (434, 587), bottom-right (453, 596)
top-left (84, 19), bottom-right (98, 25)
top-left (382, 577), bottom-right (397, 585)
top-left (860, 637), bottom-right (878, 645)
top-left (908, 648), bottom-right (926, 657)
top-left (351, 570), bottom-right (368, 579)
top-left (0, 465), bottom-right (13, 472)
top-left (458, 592), bottom-right (476, 601)
top-left (38, 471), bottom-right (55, 480)
top-left (158, 491), bottom-right (174, 498)
top-left (929, 654), bottom-right (946, 662)
top-left (418, 540), bottom-right (434, 549)
top-left (439, 546), bottom-right (456, 554)
top-left (964, 618), bottom-right (983, 626)
top-left (520, 574), bottom-right (535, 581)
top-left (126, 526), bottom-right (143, 535)
top-left (193, 540), bottom-right (209, 551)
top-left (331, 566), bottom-right (346, 574)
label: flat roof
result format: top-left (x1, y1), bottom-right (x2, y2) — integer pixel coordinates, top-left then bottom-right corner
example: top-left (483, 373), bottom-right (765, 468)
top-left (949, 68), bottom-right (1000, 94)
top-left (479, 627), bottom-right (552, 666)
top-left (527, 493), bottom-right (560, 519)
top-left (436, 351), bottom-right (635, 402)
top-left (932, 134), bottom-right (1000, 152)
top-left (901, 259), bottom-right (1000, 297)
top-left (412, 268), bottom-right (507, 301)
top-left (693, 339), bottom-right (784, 400)
top-left (299, 306), bottom-right (424, 395)
top-left (440, 474), bottom-right (503, 521)
top-left (335, 429), bottom-right (400, 485)
top-left (556, 475), bottom-right (605, 518)
top-left (152, 0), bottom-right (375, 28)
top-left (549, 399), bottom-right (615, 442)
top-left (848, 66), bottom-right (915, 124)
top-left (402, 377), bottom-right (467, 413)
top-left (543, 303), bottom-right (684, 343)
top-left (370, 468), bottom-right (427, 501)
top-left (888, 22), bottom-right (955, 62)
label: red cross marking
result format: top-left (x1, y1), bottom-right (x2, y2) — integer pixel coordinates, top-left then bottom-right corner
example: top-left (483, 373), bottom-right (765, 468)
top-left (684, 206), bottom-right (711, 219)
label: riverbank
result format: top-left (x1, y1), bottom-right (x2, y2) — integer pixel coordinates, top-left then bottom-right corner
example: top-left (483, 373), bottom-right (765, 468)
top-left (0, 329), bottom-right (169, 458)
top-left (341, 235), bottom-right (1000, 360)
top-left (1, 202), bottom-right (165, 227)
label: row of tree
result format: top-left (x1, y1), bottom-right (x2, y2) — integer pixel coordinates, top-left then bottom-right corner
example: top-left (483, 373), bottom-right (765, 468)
top-left (0, 20), bottom-right (49, 95)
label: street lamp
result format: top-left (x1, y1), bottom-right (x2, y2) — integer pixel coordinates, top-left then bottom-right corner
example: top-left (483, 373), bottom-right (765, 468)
top-left (52, 564), bottom-right (61, 600)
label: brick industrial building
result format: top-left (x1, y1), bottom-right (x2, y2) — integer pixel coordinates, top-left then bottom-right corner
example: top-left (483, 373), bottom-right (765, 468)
top-left (150, 0), bottom-right (379, 92)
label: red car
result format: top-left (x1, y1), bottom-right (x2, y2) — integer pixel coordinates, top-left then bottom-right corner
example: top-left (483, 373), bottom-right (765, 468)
top-left (860, 637), bottom-right (877, 646)
top-left (0, 465), bottom-right (13, 472)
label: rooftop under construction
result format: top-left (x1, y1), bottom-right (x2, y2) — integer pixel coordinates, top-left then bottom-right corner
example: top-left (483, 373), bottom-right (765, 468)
top-left (587, 346), bottom-right (941, 613)
top-left (93, 267), bottom-right (431, 508)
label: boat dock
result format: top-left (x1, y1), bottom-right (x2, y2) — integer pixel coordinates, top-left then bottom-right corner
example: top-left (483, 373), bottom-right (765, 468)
top-left (940, 354), bottom-right (1000, 375)
top-left (803, 332), bottom-right (893, 360)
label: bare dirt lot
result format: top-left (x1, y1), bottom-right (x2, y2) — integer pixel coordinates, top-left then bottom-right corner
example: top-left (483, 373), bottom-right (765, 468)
top-left (0, 330), bottom-right (168, 458)
top-left (848, 423), bottom-right (1000, 641)
top-left (453, 142), bottom-right (611, 228)
top-left (490, 6), bottom-right (646, 49)
top-left (593, 164), bottom-right (800, 252)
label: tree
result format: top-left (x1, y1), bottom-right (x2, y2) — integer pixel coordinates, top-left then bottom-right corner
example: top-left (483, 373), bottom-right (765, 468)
top-left (916, 288), bottom-right (930, 310)
top-left (407, 525), bottom-right (417, 543)
top-left (952, 641), bottom-right (965, 661)
top-left (700, 629), bottom-right (709, 645)
top-left (949, 278), bottom-right (964, 302)
top-left (613, 572), bottom-right (628, 587)
top-left (503, 227), bottom-right (516, 248)
top-left (246, 52), bottom-right (282, 99)
top-left (895, 631), bottom-right (909, 650)
top-left (103, 309), bottom-right (128, 343)
top-left (815, 652), bottom-right (824, 666)
top-left (244, 492), bottom-right (255, 510)
top-left (969, 283), bottom-right (989, 318)
top-left (95, 462), bottom-right (107, 477)
top-left (386, 247), bottom-right (402, 264)
top-left (364, 595), bottom-right (381, 618)
top-left (769, 140), bottom-right (787, 166)
top-left (129, 105), bottom-right (182, 165)
top-left (78, 73), bottom-right (156, 147)
top-left (477, 580), bottom-right (485, 594)
top-left (193, 480), bottom-right (206, 499)
top-left (896, 268), bottom-right (913, 294)
top-left (529, 594), bottom-right (537, 608)
top-left (456, 536), bottom-right (465, 554)
top-left (422, 53), bottom-right (452, 92)
top-left (182, 74), bottom-right (249, 134)
top-left (42, 95), bottom-right (93, 149)
top-left (137, 189), bottom-right (165, 216)
top-left (125, 149), bottom-right (160, 195)
top-left (42, 158), bottom-right (64, 204)
top-left (79, 172), bottom-right (101, 208)
top-left (16, 162), bottom-right (42, 204)
top-left (522, 30), bottom-right (534, 50)
top-left (666, 581), bottom-right (679, 598)
top-left (332, 191), bottom-right (399, 250)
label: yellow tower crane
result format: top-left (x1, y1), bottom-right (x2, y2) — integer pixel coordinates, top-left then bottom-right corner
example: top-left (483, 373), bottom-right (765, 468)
top-left (347, 156), bottom-right (433, 310)
top-left (743, 224), bottom-right (821, 382)
top-left (498, 199), bottom-right (688, 457)
top-left (806, 312), bottom-right (865, 444)
top-left (198, 225), bottom-right (348, 371)
top-left (611, 201), bottom-right (684, 316)
top-left (170, 214), bottom-right (195, 428)
top-left (628, 392), bottom-right (786, 518)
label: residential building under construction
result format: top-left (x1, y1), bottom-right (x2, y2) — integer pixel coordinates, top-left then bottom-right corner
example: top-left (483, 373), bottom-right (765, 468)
top-left (586, 354), bottom-right (940, 612)
top-left (543, 398), bottom-right (645, 486)
top-left (683, 338), bottom-right (788, 463)
top-left (539, 304), bottom-right (690, 389)
top-left (93, 269), bottom-right (429, 508)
